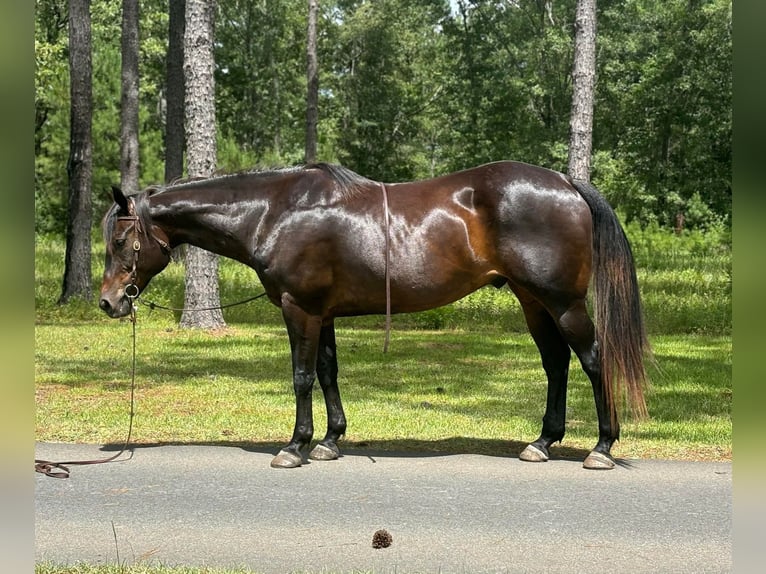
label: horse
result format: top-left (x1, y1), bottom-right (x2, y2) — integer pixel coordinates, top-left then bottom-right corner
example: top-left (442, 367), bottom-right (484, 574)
top-left (99, 161), bottom-right (649, 470)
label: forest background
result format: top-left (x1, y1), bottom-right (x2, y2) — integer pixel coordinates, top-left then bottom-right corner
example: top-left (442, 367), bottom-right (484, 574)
top-left (34, 0), bottom-right (732, 236)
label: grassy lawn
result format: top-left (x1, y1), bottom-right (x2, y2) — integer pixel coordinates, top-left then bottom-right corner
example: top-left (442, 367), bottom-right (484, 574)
top-left (34, 230), bottom-right (731, 462)
top-left (35, 565), bottom-right (266, 574)
top-left (35, 315), bottom-right (731, 462)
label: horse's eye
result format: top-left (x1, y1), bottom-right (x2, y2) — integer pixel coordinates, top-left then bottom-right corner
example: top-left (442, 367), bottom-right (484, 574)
top-left (115, 238), bottom-right (126, 248)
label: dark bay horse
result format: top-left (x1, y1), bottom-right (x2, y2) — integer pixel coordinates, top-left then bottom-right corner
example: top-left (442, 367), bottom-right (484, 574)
top-left (99, 161), bottom-right (649, 470)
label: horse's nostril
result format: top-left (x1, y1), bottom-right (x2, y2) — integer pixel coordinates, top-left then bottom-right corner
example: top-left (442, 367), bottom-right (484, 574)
top-left (99, 299), bottom-right (111, 312)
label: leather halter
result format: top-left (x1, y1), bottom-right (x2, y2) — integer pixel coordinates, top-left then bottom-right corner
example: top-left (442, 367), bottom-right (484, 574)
top-left (116, 213), bottom-right (142, 297)
top-left (116, 198), bottom-right (170, 298)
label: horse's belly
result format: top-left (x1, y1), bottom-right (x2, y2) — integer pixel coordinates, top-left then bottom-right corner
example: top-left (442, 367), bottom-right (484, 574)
top-left (330, 261), bottom-right (500, 317)
top-left (390, 267), bottom-right (502, 313)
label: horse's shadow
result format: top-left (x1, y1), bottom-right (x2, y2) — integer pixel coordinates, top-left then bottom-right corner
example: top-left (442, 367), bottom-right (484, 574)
top-left (97, 437), bottom-right (634, 467)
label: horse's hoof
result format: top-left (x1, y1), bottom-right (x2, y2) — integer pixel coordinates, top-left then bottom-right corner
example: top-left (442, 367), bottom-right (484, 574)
top-left (270, 449), bottom-right (303, 469)
top-left (309, 443), bottom-right (340, 461)
top-left (519, 444), bottom-right (549, 462)
top-left (583, 450), bottom-right (615, 470)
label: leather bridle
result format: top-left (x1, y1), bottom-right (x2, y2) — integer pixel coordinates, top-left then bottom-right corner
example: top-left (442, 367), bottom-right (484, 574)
top-left (117, 198), bottom-right (170, 301)
top-left (117, 214), bottom-right (143, 300)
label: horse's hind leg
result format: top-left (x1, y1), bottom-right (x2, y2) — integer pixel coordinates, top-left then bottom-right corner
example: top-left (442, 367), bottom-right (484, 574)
top-left (556, 299), bottom-right (619, 469)
top-left (518, 299), bottom-right (572, 463)
top-left (309, 321), bottom-right (348, 461)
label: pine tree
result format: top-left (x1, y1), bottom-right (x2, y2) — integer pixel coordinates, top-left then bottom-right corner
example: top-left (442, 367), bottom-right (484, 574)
top-left (568, 0), bottom-right (597, 181)
top-left (59, 0), bottom-right (93, 304)
top-left (180, 0), bottom-right (225, 329)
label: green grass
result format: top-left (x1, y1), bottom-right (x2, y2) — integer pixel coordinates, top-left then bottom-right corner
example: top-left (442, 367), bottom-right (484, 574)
top-left (35, 229), bottom-right (731, 462)
top-left (35, 565), bottom-right (266, 574)
top-left (35, 318), bottom-right (731, 461)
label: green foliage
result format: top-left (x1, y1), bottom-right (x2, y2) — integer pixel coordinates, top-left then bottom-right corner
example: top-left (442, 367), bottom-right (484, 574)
top-left (624, 220), bottom-right (731, 335)
top-left (323, 0), bottom-right (452, 180)
top-left (595, 0), bottom-right (732, 227)
top-left (34, 0), bottom-right (731, 235)
top-left (215, 0), bottom-right (307, 164)
top-left (35, 0), bottom-right (170, 233)
top-left (440, 0), bottom-right (577, 172)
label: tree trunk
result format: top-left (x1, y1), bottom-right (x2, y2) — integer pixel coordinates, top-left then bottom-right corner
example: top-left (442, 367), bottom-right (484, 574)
top-left (567, 0), bottom-right (597, 181)
top-left (305, 0), bottom-right (319, 163)
top-left (120, 0), bottom-right (140, 194)
top-left (59, 0), bottom-right (93, 304)
top-left (180, 0), bottom-right (225, 329)
top-left (164, 0), bottom-right (185, 184)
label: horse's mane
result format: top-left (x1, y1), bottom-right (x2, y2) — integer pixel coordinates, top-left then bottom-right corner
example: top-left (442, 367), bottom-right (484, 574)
top-left (103, 163), bottom-right (376, 239)
top-left (161, 163), bottom-right (374, 197)
top-left (304, 162), bottom-right (376, 198)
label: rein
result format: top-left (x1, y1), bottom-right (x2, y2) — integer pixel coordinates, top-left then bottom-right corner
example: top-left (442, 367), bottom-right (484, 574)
top-left (35, 211), bottom-right (144, 478)
top-left (35, 224), bottom-right (264, 479)
top-left (138, 291), bottom-right (268, 313)
top-left (35, 292), bottom-right (139, 479)
top-left (380, 182), bottom-right (392, 353)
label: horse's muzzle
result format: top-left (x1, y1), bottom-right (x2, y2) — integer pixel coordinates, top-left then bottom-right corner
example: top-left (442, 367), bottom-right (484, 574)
top-left (99, 296), bottom-right (132, 318)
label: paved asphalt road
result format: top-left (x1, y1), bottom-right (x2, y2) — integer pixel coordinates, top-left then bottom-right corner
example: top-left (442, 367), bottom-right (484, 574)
top-left (35, 442), bottom-right (731, 573)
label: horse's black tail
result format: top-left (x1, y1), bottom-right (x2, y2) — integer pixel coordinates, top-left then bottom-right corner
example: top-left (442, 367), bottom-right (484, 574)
top-left (570, 179), bottom-right (650, 420)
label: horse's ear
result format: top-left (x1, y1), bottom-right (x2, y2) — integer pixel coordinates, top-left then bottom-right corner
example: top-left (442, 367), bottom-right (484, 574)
top-left (111, 185), bottom-right (130, 213)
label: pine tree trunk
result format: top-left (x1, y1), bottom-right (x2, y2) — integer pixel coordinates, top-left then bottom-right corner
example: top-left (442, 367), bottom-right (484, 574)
top-left (180, 0), bottom-right (225, 329)
top-left (120, 0), bottom-right (140, 194)
top-left (164, 0), bottom-right (185, 184)
top-left (59, 0), bottom-right (93, 304)
top-left (567, 0), bottom-right (597, 181)
top-left (305, 0), bottom-right (319, 163)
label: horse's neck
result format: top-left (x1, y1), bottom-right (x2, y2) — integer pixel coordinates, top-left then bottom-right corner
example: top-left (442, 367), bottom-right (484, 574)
top-left (148, 188), bottom-right (262, 264)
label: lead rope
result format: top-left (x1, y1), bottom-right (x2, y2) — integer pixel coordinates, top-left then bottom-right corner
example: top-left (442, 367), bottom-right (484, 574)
top-left (35, 292), bottom-right (139, 479)
top-left (138, 291), bottom-right (267, 313)
top-left (380, 182), bottom-right (392, 353)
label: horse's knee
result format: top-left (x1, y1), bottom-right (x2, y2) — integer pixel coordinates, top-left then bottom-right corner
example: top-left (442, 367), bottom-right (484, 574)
top-left (293, 370), bottom-right (316, 395)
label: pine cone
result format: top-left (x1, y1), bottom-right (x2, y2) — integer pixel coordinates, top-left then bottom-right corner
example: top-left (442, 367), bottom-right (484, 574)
top-left (372, 528), bottom-right (393, 549)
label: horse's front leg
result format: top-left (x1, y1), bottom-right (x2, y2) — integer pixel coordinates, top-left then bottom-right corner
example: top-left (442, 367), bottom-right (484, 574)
top-left (271, 295), bottom-right (322, 469)
top-left (309, 321), bottom-right (347, 461)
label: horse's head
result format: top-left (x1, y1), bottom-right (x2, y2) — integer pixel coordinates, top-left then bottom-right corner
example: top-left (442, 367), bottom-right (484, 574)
top-left (99, 186), bottom-right (172, 318)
